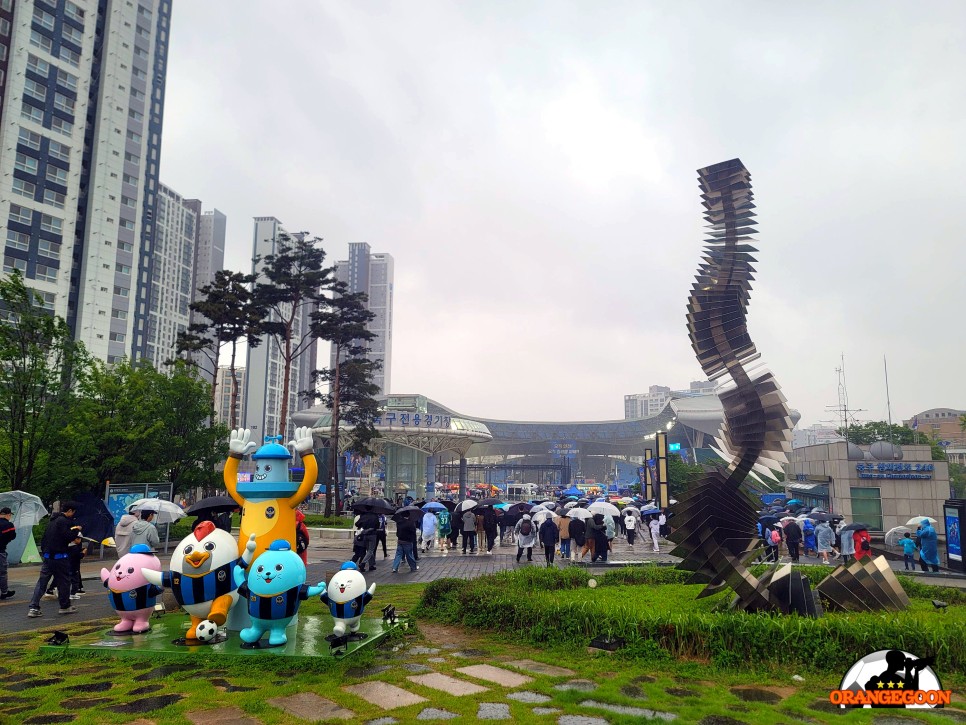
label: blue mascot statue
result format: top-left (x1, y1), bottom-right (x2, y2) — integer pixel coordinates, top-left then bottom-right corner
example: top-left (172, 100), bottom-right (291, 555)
top-left (320, 561), bottom-right (377, 638)
top-left (233, 539), bottom-right (325, 647)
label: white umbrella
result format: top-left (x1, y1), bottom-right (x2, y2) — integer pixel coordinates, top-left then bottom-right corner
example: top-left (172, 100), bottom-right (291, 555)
top-left (563, 501), bottom-right (579, 509)
top-left (588, 501), bottom-right (621, 517)
top-left (622, 506), bottom-right (641, 516)
top-left (541, 501), bottom-right (558, 511)
top-left (454, 499), bottom-right (479, 516)
top-left (531, 509), bottom-right (555, 526)
top-left (780, 516), bottom-right (798, 524)
top-left (566, 508), bottom-right (594, 520)
top-left (128, 498), bottom-right (186, 525)
top-left (884, 526), bottom-right (912, 548)
top-left (619, 497), bottom-right (635, 504)
top-left (906, 516), bottom-right (937, 527)
top-left (0, 490), bottom-right (48, 527)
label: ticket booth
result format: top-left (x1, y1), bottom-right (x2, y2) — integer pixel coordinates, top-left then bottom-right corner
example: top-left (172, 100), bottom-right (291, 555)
top-left (944, 499), bottom-right (965, 572)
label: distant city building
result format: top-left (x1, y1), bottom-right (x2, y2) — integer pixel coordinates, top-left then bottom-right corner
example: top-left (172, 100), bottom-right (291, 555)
top-left (0, 0), bottom-right (171, 364)
top-left (624, 381), bottom-right (715, 419)
top-left (331, 242), bottom-right (394, 395)
top-left (792, 423), bottom-right (845, 449)
top-left (215, 365), bottom-right (246, 427)
top-left (182, 201), bottom-right (226, 384)
top-left (903, 407), bottom-right (966, 447)
top-left (242, 217), bottom-right (315, 440)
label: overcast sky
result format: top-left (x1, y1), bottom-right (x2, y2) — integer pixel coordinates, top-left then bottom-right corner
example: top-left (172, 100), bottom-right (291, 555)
top-left (160, 1), bottom-right (964, 428)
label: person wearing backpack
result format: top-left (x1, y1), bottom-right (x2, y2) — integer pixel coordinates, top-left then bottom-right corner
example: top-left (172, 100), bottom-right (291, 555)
top-left (763, 524), bottom-right (781, 562)
top-left (514, 514), bottom-right (537, 563)
top-left (784, 519), bottom-right (802, 563)
top-left (539, 516), bottom-right (560, 567)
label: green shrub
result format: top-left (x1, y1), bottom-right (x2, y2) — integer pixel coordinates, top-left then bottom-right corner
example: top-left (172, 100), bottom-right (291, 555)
top-left (416, 567), bottom-right (966, 673)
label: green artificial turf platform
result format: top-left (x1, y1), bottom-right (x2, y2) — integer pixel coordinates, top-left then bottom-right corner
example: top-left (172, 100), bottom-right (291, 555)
top-left (40, 611), bottom-right (399, 660)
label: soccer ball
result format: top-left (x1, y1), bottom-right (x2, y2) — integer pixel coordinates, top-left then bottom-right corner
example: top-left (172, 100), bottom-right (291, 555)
top-left (195, 619), bottom-right (218, 643)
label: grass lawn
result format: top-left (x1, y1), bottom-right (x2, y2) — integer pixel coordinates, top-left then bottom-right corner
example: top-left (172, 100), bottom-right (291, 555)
top-left (1, 576), bottom-right (964, 724)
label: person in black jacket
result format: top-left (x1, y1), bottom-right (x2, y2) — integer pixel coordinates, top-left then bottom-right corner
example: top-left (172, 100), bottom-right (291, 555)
top-left (355, 511), bottom-right (381, 572)
top-left (568, 516), bottom-right (586, 562)
top-left (0, 507), bottom-right (16, 600)
top-left (539, 517), bottom-right (560, 567)
top-left (392, 514), bottom-right (419, 573)
top-left (28, 502), bottom-right (81, 617)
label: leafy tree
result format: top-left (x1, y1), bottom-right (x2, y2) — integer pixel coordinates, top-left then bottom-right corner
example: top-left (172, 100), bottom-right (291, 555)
top-left (950, 463), bottom-right (966, 499)
top-left (0, 271), bottom-right (89, 492)
top-left (253, 232), bottom-right (336, 438)
top-left (175, 270), bottom-right (263, 427)
top-left (667, 454), bottom-right (710, 498)
top-left (838, 421), bottom-right (918, 445)
top-left (308, 289), bottom-right (379, 516)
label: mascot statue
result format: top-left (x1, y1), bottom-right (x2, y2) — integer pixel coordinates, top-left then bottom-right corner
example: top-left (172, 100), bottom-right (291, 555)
top-left (101, 544), bottom-right (162, 634)
top-left (142, 522), bottom-right (255, 643)
top-left (321, 562), bottom-right (376, 638)
top-left (223, 427), bottom-right (317, 561)
top-left (232, 539), bottom-right (326, 647)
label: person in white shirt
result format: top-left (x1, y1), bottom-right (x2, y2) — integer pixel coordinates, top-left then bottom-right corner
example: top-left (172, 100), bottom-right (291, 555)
top-left (623, 513), bottom-right (637, 547)
top-left (658, 512), bottom-right (668, 538)
top-left (649, 516), bottom-right (661, 553)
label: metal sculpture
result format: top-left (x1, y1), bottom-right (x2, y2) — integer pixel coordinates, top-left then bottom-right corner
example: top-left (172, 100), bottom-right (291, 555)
top-left (669, 159), bottom-right (905, 616)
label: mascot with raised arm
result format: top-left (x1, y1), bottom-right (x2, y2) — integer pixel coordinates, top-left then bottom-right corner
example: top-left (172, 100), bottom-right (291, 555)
top-left (223, 426), bottom-right (318, 562)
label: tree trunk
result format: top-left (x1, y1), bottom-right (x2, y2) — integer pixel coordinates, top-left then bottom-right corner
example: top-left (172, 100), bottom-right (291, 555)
top-left (325, 347), bottom-right (340, 517)
top-left (229, 341), bottom-right (239, 429)
top-left (279, 328), bottom-right (292, 439)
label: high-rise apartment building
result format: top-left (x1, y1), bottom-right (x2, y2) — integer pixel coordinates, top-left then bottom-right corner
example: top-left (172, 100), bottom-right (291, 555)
top-left (624, 381), bottom-right (716, 419)
top-left (182, 200), bottom-right (225, 384)
top-left (242, 217), bottom-right (316, 440)
top-left (331, 242), bottom-right (394, 395)
top-left (0, 0), bottom-right (170, 363)
top-left (215, 364), bottom-right (245, 428)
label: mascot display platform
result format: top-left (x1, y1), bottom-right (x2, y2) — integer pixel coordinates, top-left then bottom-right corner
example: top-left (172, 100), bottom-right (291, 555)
top-left (42, 610), bottom-right (399, 660)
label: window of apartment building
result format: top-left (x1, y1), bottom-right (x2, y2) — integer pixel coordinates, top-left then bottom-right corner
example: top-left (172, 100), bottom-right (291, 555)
top-left (114, 286), bottom-right (129, 297)
top-left (111, 308), bottom-right (128, 319)
top-left (56, 68), bottom-right (78, 92)
top-left (109, 332), bottom-right (125, 342)
top-left (118, 241), bottom-right (134, 252)
top-left (24, 81), bottom-right (49, 106)
top-left (0, 17), bottom-right (9, 36)
top-left (122, 173), bottom-right (138, 186)
top-left (37, 239), bottom-right (60, 259)
top-left (128, 108), bottom-right (143, 122)
top-left (43, 189), bottom-right (66, 209)
top-left (15, 153), bottom-right (39, 175)
top-left (0, 43), bottom-right (6, 62)
top-left (34, 263), bottom-right (57, 283)
top-left (3, 256), bottom-right (27, 275)
top-left (12, 179), bottom-right (37, 200)
top-left (117, 264), bottom-right (132, 275)
top-left (134, 45), bottom-right (148, 59)
top-left (21, 103), bottom-right (44, 125)
top-left (64, 1), bottom-right (85, 23)
top-left (53, 92), bottom-right (75, 114)
top-left (18, 127), bottom-right (42, 151)
top-left (119, 219), bottom-right (136, 230)
top-left (34, 290), bottom-right (56, 311)
top-left (126, 130), bottom-right (141, 142)
top-left (29, 30), bottom-right (53, 54)
top-left (9, 204), bottom-right (33, 225)
top-left (6, 230), bottom-right (30, 252)
top-left (46, 165), bottom-right (69, 185)
top-left (59, 46), bottom-right (81, 68)
top-left (27, 54), bottom-right (50, 77)
top-left (120, 195), bottom-right (137, 208)
top-left (48, 140), bottom-right (71, 162)
top-left (62, 24), bottom-right (83, 46)
top-left (130, 88), bottom-right (145, 101)
top-left (39, 214), bottom-right (62, 234)
top-left (124, 151), bottom-right (139, 163)
top-left (51, 116), bottom-right (73, 137)
top-left (33, 7), bottom-right (56, 31)
top-left (131, 66), bottom-right (146, 80)
top-left (135, 25), bottom-right (150, 38)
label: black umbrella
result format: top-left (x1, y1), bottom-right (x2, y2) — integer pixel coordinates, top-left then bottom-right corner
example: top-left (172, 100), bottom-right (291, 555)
top-left (438, 500), bottom-right (457, 512)
top-left (392, 505), bottom-right (423, 523)
top-left (840, 522), bottom-right (870, 532)
top-left (758, 515), bottom-right (780, 526)
top-left (507, 502), bottom-right (534, 516)
top-left (186, 496), bottom-right (238, 516)
top-left (809, 512), bottom-right (840, 522)
top-left (353, 497), bottom-right (395, 514)
top-left (477, 497), bottom-right (503, 507)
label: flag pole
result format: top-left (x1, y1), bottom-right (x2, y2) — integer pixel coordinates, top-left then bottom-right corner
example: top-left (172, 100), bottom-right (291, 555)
top-left (884, 355), bottom-right (895, 454)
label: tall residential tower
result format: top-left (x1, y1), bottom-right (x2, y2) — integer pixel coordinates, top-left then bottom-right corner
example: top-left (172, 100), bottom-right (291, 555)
top-left (1, 0), bottom-right (170, 363)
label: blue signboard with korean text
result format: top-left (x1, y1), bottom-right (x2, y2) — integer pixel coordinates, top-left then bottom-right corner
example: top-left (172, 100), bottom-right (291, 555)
top-left (946, 506), bottom-right (962, 562)
top-left (856, 462), bottom-right (933, 480)
top-left (549, 441), bottom-right (579, 459)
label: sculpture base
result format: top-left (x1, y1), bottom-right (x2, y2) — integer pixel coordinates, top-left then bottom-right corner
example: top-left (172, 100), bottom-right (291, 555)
top-left (41, 611), bottom-right (399, 660)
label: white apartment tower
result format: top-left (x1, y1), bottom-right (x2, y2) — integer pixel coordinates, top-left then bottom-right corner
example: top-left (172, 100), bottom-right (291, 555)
top-left (242, 217), bottom-right (316, 441)
top-left (331, 242), bottom-right (394, 395)
top-left (0, 0), bottom-right (171, 363)
top-left (215, 364), bottom-right (245, 428)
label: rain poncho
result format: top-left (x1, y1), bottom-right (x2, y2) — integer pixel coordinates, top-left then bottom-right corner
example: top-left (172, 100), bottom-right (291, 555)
top-left (919, 522), bottom-right (940, 566)
top-left (514, 516), bottom-right (537, 548)
top-left (114, 514), bottom-right (139, 558)
top-left (802, 520), bottom-right (816, 552)
top-left (815, 522), bottom-right (835, 553)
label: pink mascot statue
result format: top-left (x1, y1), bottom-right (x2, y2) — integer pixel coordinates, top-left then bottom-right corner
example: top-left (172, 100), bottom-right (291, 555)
top-left (100, 543), bottom-right (163, 634)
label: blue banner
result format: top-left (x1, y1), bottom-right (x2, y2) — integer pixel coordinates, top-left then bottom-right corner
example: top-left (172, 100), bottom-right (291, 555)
top-left (946, 508), bottom-right (961, 562)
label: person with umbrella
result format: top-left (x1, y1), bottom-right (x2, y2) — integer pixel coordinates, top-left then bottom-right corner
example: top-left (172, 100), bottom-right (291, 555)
top-left (918, 519), bottom-right (940, 573)
top-left (900, 532), bottom-right (919, 570)
top-left (568, 511), bottom-right (586, 562)
top-left (420, 506), bottom-right (438, 554)
top-left (391, 510), bottom-right (419, 574)
top-left (130, 509), bottom-right (160, 552)
top-left (589, 514), bottom-right (609, 562)
top-left (481, 508), bottom-right (498, 555)
top-left (837, 520), bottom-right (856, 563)
top-left (784, 517), bottom-right (803, 563)
top-left (354, 508), bottom-right (381, 572)
top-left (28, 501), bottom-right (81, 618)
top-left (538, 513), bottom-right (560, 568)
top-left (558, 509), bottom-right (572, 559)
top-left (802, 517), bottom-right (817, 558)
top-left (437, 506), bottom-right (452, 554)
top-left (114, 509), bottom-right (140, 559)
top-left (513, 514), bottom-right (537, 563)
top-left (0, 507), bottom-right (16, 600)
top-left (649, 515), bottom-right (661, 554)
top-left (460, 506), bottom-right (478, 555)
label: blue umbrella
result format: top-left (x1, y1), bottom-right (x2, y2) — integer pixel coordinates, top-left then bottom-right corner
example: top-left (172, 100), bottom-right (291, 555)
top-left (422, 502), bottom-right (446, 511)
top-left (786, 499), bottom-right (803, 506)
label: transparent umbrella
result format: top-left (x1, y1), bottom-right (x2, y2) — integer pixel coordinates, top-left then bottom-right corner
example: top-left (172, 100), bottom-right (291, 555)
top-left (0, 490), bottom-right (48, 527)
top-left (588, 501), bottom-right (621, 517)
top-left (906, 516), bottom-right (937, 527)
top-left (566, 508), bottom-right (594, 520)
top-left (128, 498), bottom-right (186, 525)
top-left (884, 526), bottom-right (912, 547)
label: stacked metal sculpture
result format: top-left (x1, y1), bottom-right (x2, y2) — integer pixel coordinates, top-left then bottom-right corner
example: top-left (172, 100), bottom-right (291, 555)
top-left (669, 159), bottom-right (906, 616)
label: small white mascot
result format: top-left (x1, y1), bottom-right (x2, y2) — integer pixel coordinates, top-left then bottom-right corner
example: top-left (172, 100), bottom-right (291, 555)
top-left (320, 561), bottom-right (376, 637)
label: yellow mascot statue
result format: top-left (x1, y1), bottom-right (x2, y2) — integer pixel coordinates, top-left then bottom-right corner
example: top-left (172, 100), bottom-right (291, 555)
top-left (223, 427), bottom-right (317, 561)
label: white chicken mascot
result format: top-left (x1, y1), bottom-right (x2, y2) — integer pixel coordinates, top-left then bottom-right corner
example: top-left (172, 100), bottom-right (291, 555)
top-left (142, 522), bottom-right (256, 643)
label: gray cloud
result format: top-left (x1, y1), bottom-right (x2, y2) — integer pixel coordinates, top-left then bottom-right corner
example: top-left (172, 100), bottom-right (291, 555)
top-left (161, 1), bottom-right (965, 425)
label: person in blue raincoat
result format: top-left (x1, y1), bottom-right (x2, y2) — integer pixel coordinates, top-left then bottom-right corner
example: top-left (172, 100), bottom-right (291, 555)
top-left (918, 519), bottom-right (940, 573)
top-left (802, 519), bottom-right (817, 557)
